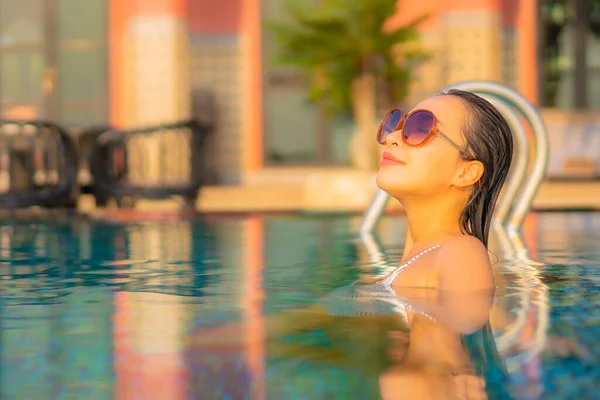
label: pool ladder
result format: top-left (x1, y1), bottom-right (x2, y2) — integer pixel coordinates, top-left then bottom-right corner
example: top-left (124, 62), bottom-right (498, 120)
top-left (359, 80), bottom-right (550, 234)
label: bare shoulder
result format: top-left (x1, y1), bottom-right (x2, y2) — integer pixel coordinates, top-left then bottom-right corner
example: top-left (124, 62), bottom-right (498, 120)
top-left (434, 235), bottom-right (494, 291)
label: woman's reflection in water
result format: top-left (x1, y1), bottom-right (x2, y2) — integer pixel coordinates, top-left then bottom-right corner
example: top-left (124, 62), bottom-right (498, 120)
top-left (378, 288), bottom-right (511, 400)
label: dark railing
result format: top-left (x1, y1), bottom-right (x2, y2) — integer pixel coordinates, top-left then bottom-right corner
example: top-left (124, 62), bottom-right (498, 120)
top-left (74, 124), bottom-right (113, 192)
top-left (0, 120), bottom-right (78, 208)
top-left (90, 119), bottom-right (208, 206)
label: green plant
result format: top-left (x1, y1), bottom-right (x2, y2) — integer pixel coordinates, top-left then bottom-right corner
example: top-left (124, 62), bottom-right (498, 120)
top-left (267, 0), bottom-right (430, 117)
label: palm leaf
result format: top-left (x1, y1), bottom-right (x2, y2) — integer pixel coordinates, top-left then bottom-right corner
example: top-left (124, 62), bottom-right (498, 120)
top-left (266, 0), bottom-right (430, 115)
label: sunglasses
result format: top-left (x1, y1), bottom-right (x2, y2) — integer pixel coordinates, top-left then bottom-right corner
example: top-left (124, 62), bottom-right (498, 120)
top-left (377, 109), bottom-right (474, 160)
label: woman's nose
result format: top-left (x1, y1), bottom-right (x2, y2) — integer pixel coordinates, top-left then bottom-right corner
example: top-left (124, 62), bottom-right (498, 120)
top-left (383, 130), bottom-right (402, 147)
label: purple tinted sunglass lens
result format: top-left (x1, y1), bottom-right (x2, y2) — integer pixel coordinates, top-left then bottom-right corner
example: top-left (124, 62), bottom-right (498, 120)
top-left (377, 110), bottom-right (403, 143)
top-left (384, 110), bottom-right (403, 134)
top-left (403, 111), bottom-right (434, 145)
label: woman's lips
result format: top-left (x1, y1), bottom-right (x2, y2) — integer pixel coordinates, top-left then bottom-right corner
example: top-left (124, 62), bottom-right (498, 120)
top-left (381, 152), bottom-right (405, 166)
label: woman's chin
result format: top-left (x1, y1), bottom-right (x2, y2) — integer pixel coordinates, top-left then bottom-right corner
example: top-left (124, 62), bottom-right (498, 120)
top-left (376, 170), bottom-right (409, 195)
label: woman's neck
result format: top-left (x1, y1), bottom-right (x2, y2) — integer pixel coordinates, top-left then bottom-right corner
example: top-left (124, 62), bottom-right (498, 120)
top-left (400, 192), bottom-right (465, 258)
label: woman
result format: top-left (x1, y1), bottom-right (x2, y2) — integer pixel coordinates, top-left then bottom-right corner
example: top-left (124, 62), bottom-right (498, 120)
top-left (190, 89), bottom-right (514, 398)
top-left (373, 89), bottom-right (512, 292)
top-left (368, 90), bottom-right (513, 398)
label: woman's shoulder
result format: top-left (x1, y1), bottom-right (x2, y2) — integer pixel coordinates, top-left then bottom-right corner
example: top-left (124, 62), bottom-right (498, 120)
top-left (438, 234), bottom-right (488, 259)
top-left (434, 235), bottom-right (494, 291)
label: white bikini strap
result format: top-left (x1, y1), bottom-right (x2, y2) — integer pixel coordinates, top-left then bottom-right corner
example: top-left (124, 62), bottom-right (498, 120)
top-left (383, 244), bottom-right (441, 286)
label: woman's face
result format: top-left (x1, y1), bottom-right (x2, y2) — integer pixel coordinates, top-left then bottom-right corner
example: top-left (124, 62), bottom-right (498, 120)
top-left (376, 95), bottom-right (471, 198)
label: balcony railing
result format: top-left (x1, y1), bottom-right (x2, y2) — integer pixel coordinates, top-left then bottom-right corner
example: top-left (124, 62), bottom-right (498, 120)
top-left (89, 119), bottom-right (209, 207)
top-left (0, 120), bottom-right (78, 208)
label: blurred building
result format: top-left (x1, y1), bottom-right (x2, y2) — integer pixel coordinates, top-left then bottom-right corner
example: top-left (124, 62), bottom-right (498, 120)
top-left (0, 0), bottom-right (598, 184)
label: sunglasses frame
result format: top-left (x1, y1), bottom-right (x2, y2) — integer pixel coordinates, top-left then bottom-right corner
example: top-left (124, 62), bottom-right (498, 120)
top-left (377, 108), bottom-right (475, 160)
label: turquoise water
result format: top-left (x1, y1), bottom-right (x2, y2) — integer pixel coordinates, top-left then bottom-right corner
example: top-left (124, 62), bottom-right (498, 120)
top-left (0, 212), bottom-right (598, 399)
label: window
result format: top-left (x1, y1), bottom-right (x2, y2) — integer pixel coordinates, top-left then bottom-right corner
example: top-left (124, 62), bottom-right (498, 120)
top-left (0, 0), bottom-right (108, 126)
top-left (261, 0), bottom-right (352, 166)
top-left (0, 0), bottom-right (46, 119)
top-left (539, 0), bottom-right (600, 109)
top-left (56, 0), bottom-right (108, 126)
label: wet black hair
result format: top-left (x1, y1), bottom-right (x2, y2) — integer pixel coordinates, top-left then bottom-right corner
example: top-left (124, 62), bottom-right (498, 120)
top-left (439, 89), bottom-right (513, 248)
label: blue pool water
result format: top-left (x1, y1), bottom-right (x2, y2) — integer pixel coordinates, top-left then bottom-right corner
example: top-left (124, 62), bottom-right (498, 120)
top-left (0, 211), bottom-right (598, 399)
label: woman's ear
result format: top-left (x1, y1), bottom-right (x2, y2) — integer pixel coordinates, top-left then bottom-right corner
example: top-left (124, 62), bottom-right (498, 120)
top-left (453, 160), bottom-right (484, 188)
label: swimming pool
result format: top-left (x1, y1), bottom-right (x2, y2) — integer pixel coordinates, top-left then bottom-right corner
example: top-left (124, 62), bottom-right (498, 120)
top-left (1, 211), bottom-right (598, 399)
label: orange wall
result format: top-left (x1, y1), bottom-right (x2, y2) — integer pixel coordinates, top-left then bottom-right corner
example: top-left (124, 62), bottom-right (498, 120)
top-left (387, 1), bottom-right (438, 30)
top-left (109, 0), bottom-right (188, 127)
top-left (241, 0), bottom-right (262, 172)
top-left (390, 0), bottom-right (503, 28)
top-left (502, 0), bottom-right (519, 27)
top-left (438, 0), bottom-right (502, 11)
top-left (516, 1), bottom-right (538, 104)
top-left (188, 0), bottom-right (243, 33)
top-left (135, 0), bottom-right (186, 16)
